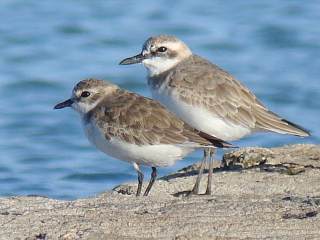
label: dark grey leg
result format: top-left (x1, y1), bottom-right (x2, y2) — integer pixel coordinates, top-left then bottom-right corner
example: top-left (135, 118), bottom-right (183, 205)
top-left (136, 170), bottom-right (144, 196)
top-left (143, 167), bottom-right (157, 196)
top-left (133, 162), bottom-right (144, 196)
top-left (205, 148), bottom-right (216, 195)
top-left (189, 149), bottom-right (209, 195)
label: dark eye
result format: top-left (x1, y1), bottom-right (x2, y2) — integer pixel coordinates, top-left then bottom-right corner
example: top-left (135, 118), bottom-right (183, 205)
top-left (157, 46), bottom-right (167, 52)
top-left (81, 91), bottom-right (90, 98)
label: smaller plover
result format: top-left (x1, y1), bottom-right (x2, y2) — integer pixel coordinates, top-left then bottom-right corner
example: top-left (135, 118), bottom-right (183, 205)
top-left (119, 35), bottom-right (310, 195)
top-left (54, 79), bottom-right (232, 196)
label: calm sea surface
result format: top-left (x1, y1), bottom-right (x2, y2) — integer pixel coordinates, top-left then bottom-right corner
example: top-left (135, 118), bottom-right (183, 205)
top-left (0, 1), bottom-right (319, 199)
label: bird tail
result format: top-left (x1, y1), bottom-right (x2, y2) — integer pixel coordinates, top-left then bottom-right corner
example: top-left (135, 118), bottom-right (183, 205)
top-left (255, 108), bottom-right (311, 137)
top-left (198, 131), bottom-right (235, 148)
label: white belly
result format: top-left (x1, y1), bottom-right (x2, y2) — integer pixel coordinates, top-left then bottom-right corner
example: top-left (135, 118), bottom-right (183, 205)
top-left (151, 88), bottom-right (252, 141)
top-left (83, 120), bottom-right (195, 167)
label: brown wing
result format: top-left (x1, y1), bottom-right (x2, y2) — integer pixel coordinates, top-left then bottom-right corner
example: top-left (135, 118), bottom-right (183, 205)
top-left (167, 55), bottom-right (309, 137)
top-left (91, 90), bottom-right (232, 147)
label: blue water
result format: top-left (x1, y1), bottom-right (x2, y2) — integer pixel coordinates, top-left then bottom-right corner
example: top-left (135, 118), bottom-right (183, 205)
top-left (0, 1), bottom-right (319, 199)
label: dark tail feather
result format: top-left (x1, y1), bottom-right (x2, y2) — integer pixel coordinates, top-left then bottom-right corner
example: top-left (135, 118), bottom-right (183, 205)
top-left (255, 108), bottom-right (311, 137)
top-left (281, 119), bottom-right (311, 137)
top-left (199, 131), bottom-right (235, 148)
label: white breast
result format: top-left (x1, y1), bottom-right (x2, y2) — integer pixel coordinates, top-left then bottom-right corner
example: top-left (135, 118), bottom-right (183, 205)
top-left (151, 87), bottom-right (252, 141)
top-left (82, 120), bottom-right (195, 167)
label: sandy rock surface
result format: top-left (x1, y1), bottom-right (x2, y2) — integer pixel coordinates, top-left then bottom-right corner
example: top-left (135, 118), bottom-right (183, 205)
top-left (0, 144), bottom-right (319, 240)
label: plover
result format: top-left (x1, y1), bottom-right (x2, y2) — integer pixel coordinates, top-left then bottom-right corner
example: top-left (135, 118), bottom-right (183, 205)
top-left (54, 79), bottom-right (232, 196)
top-left (119, 35), bottom-right (310, 195)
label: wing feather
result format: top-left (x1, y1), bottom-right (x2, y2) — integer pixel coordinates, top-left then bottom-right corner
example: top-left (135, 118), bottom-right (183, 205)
top-left (90, 90), bottom-right (233, 146)
top-left (166, 55), bottom-right (309, 136)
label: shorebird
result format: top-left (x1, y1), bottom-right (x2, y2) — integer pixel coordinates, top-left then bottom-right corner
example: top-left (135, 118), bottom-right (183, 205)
top-left (54, 79), bottom-right (232, 196)
top-left (119, 35), bottom-right (310, 195)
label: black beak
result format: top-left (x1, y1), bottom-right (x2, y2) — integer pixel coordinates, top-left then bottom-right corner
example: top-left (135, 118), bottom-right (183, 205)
top-left (119, 53), bottom-right (145, 65)
top-left (54, 99), bottom-right (73, 109)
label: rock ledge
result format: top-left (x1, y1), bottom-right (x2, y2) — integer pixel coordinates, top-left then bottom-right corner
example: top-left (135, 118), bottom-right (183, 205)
top-left (0, 144), bottom-right (319, 240)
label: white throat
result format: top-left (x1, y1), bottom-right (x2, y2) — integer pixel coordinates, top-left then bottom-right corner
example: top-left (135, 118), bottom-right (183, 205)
top-left (72, 101), bottom-right (99, 115)
top-left (143, 57), bottom-right (180, 76)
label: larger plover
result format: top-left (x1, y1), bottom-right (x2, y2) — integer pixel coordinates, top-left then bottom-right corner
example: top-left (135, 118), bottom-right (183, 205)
top-left (119, 35), bottom-right (310, 195)
top-left (54, 79), bottom-right (232, 196)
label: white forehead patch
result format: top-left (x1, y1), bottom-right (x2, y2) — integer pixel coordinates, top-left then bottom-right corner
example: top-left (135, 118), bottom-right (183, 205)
top-left (161, 41), bottom-right (186, 51)
top-left (144, 40), bottom-right (189, 52)
top-left (142, 39), bottom-right (192, 76)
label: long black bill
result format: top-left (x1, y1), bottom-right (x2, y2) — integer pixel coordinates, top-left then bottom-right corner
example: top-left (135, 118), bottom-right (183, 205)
top-left (119, 53), bottom-right (145, 65)
top-left (54, 99), bottom-right (73, 109)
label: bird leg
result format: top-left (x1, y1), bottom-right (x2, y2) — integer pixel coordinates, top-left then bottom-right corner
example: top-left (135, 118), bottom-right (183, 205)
top-left (205, 148), bottom-right (216, 195)
top-left (189, 149), bottom-right (209, 195)
top-left (133, 162), bottom-right (144, 196)
top-left (144, 167), bottom-right (157, 196)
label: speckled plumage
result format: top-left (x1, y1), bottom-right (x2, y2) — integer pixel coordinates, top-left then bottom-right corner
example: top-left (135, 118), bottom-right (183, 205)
top-left (146, 41), bottom-right (310, 139)
top-left (83, 81), bottom-right (230, 148)
top-left (55, 79), bottom-right (232, 196)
